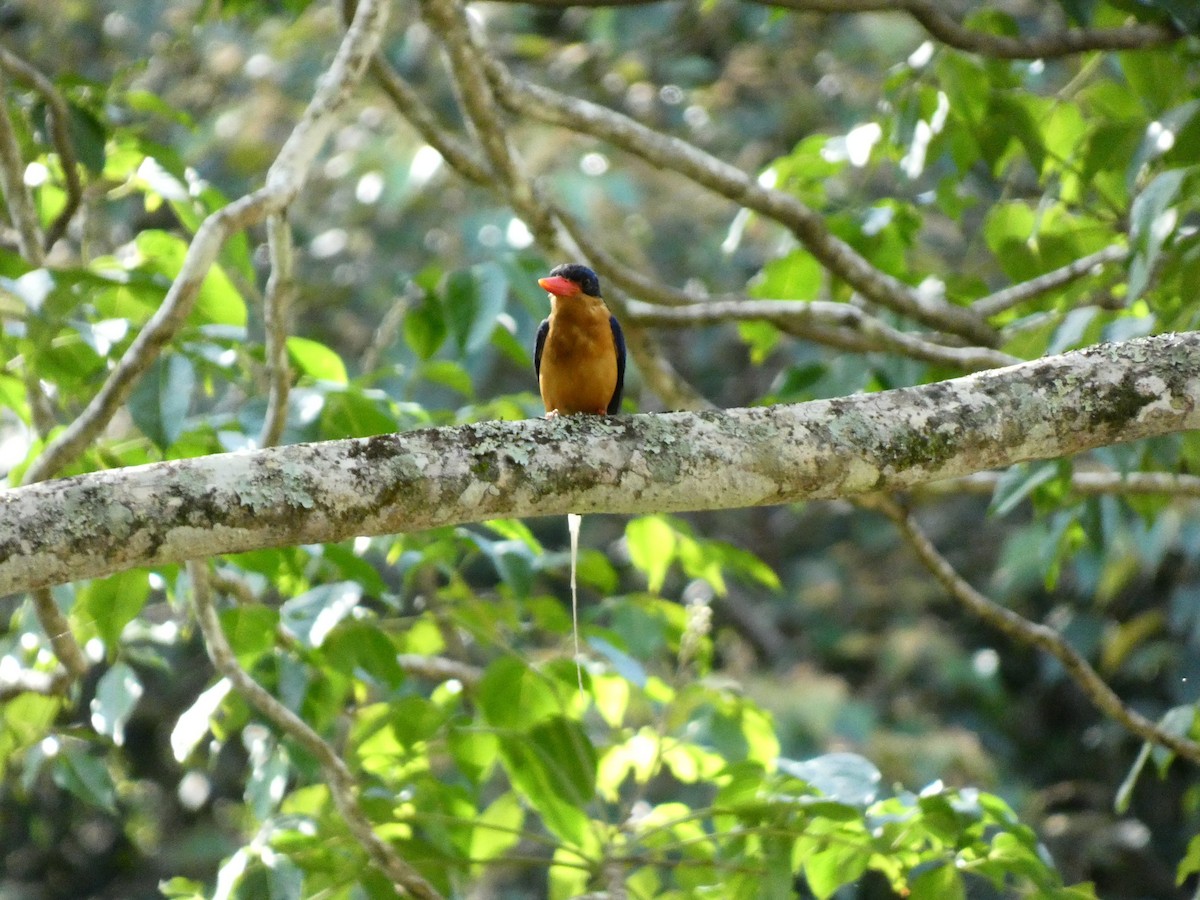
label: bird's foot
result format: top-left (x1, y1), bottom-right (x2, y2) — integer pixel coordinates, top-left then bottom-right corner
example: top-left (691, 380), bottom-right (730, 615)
top-left (544, 409), bottom-right (560, 419)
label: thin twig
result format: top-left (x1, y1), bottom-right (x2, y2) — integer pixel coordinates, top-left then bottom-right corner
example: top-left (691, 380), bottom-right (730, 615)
top-left (0, 68), bottom-right (45, 264)
top-left (0, 664), bottom-right (72, 701)
top-left (397, 653), bottom-right (483, 687)
top-left (31, 587), bottom-right (88, 678)
top-left (973, 245), bottom-right (1128, 318)
top-left (259, 213), bottom-right (294, 449)
top-left (0, 48), bottom-right (83, 251)
top-left (20, 0), bottom-right (387, 486)
top-left (187, 561), bottom-right (443, 899)
top-left (869, 494), bottom-right (1200, 766)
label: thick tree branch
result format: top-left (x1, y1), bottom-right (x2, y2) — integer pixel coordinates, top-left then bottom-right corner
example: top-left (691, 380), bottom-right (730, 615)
top-left (2, 333), bottom-right (1197, 595)
top-left (869, 495), bottom-right (1200, 765)
top-left (19, 0), bottom-right (387, 486)
top-left (188, 562), bottom-right (443, 899)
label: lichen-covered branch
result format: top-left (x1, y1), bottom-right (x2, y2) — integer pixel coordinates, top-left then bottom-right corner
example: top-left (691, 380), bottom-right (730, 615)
top-left (20, 0), bottom-right (388, 486)
top-left (869, 495), bottom-right (1200, 765)
top-left (3, 332), bottom-right (1197, 595)
top-left (188, 562), bottom-right (444, 899)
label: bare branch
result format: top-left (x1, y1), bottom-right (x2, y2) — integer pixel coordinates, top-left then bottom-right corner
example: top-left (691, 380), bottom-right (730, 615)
top-left (3, 333), bottom-right (1198, 595)
top-left (369, 57), bottom-right (492, 184)
top-left (187, 562), bottom-right (443, 899)
top-left (973, 244), bottom-right (1128, 318)
top-left (0, 658), bottom-right (72, 701)
top-left (869, 494), bottom-right (1200, 765)
top-left (397, 653), bottom-right (483, 687)
top-left (31, 586), bottom-right (87, 678)
top-left (0, 68), bottom-right (44, 264)
top-left (20, 0), bottom-right (388, 486)
top-left (419, 0), bottom-right (553, 244)
top-left (481, 0), bottom-right (1182, 57)
top-left (484, 60), bottom-right (998, 347)
top-left (259, 213), bottom-right (294, 449)
top-left (758, 0), bottom-right (1182, 59)
top-left (625, 298), bottom-right (1018, 372)
top-left (619, 315), bottom-right (715, 412)
top-left (0, 48), bottom-right (83, 251)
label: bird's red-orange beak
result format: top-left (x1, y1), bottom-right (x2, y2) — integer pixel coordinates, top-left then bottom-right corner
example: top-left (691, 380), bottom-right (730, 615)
top-left (538, 275), bottom-right (579, 297)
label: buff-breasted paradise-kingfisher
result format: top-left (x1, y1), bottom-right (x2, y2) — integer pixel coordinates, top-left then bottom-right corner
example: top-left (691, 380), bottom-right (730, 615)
top-left (534, 263), bottom-right (626, 417)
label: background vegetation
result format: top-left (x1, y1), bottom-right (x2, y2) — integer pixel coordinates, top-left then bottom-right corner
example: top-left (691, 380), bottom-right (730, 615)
top-left (2, 0), bottom-right (1200, 897)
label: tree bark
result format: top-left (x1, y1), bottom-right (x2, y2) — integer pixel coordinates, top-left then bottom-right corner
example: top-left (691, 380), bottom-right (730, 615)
top-left (2, 332), bottom-right (1197, 595)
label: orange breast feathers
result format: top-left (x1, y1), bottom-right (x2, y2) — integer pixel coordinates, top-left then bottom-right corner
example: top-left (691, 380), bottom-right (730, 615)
top-left (534, 264), bottom-right (627, 416)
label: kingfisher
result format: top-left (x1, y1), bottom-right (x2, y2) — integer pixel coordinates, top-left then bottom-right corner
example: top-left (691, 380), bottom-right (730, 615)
top-left (534, 263), bottom-right (626, 416)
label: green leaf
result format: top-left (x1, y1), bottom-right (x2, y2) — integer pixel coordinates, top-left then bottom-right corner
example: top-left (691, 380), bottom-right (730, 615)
top-left (90, 662), bottom-right (144, 746)
top-left (322, 622), bottom-right (405, 690)
top-left (287, 336), bottom-right (348, 384)
top-left (989, 461), bottom-right (1062, 518)
top-left (478, 657), bottom-right (562, 729)
top-left (778, 752), bottom-right (881, 807)
top-left (54, 744), bottom-right (118, 813)
top-left (245, 737), bottom-right (289, 821)
top-left (280, 582), bottom-right (363, 649)
top-left (470, 792), bottom-right (525, 863)
top-left (170, 678), bottom-right (232, 763)
top-left (404, 292), bottom-right (447, 359)
top-left (448, 725), bottom-right (499, 785)
top-left (1177, 833), bottom-right (1200, 886)
top-left (0, 693), bottom-right (63, 766)
top-left (132, 230), bottom-right (247, 327)
top-left (67, 102), bottom-right (107, 175)
top-left (909, 862), bottom-right (966, 900)
top-left (1128, 168), bottom-right (1188, 300)
top-left (128, 353), bottom-right (195, 450)
top-left (420, 359), bottom-right (474, 398)
top-left (626, 516), bottom-right (676, 594)
top-left (750, 249), bottom-right (823, 299)
top-left (75, 570), bottom-right (151, 648)
top-left (498, 716), bottom-right (597, 843)
top-left (804, 842), bottom-right (871, 899)
top-left (219, 605), bottom-right (279, 668)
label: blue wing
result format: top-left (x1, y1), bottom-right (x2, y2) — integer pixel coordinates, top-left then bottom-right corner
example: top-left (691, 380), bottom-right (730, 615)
top-left (534, 318), bottom-right (549, 380)
top-left (607, 314), bottom-right (626, 415)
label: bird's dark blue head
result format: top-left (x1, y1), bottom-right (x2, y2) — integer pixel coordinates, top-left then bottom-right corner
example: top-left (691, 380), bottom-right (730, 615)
top-left (544, 263), bottom-right (601, 298)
